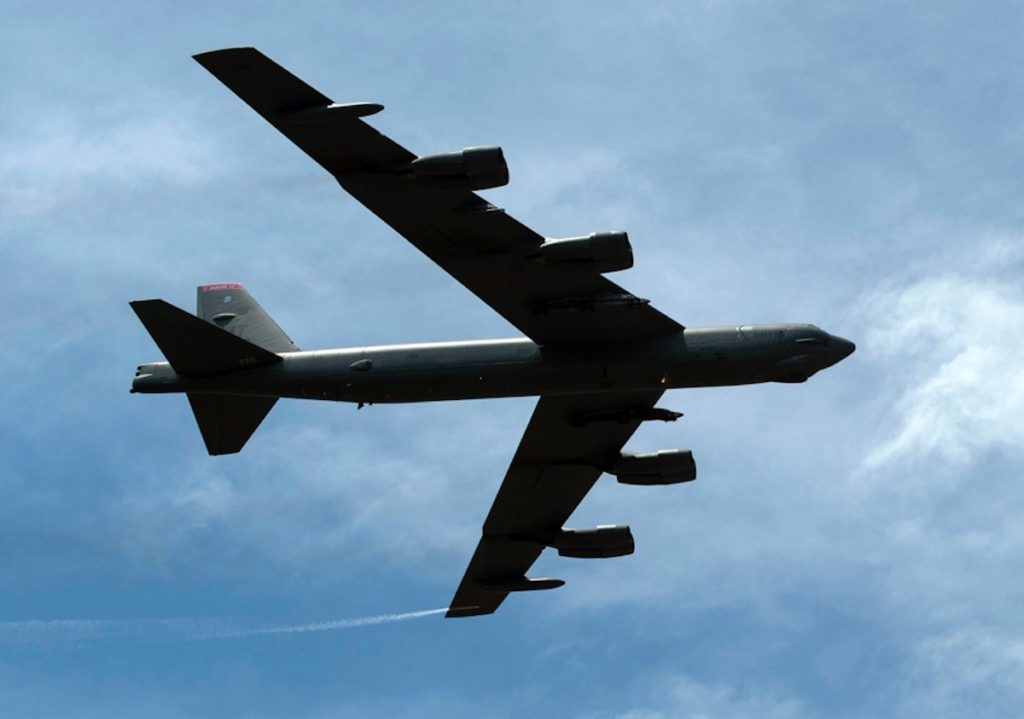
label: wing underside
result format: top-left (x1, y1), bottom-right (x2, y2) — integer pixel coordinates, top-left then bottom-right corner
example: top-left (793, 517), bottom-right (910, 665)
top-left (446, 389), bottom-right (664, 617)
top-left (193, 47), bottom-right (683, 346)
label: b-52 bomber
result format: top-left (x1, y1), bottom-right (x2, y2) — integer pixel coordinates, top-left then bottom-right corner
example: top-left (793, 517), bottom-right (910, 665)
top-left (130, 48), bottom-right (855, 617)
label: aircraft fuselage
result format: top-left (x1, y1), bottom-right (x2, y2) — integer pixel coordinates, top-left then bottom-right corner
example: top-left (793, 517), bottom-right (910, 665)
top-left (133, 323), bottom-right (855, 404)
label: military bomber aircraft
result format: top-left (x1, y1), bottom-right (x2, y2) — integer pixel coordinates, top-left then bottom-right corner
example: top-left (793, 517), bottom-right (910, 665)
top-left (130, 48), bottom-right (855, 617)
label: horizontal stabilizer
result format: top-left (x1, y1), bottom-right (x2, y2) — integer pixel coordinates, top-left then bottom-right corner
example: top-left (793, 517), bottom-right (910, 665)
top-left (130, 299), bottom-right (281, 376)
top-left (188, 393), bottom-right (277, 455)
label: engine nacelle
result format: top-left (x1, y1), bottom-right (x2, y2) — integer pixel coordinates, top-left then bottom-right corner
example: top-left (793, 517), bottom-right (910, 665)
top-left (613, 450), bottom-right (696, 485)
top-left (410, 146), bottom-right (509, 190)
top-left (532, 231), bottom-right (634, 273)
top-left (550, 525), bottom-right (635, 559)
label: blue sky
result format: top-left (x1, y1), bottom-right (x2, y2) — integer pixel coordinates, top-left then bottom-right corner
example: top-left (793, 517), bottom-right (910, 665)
top-left (3, 1), bottom-right (1024, 716)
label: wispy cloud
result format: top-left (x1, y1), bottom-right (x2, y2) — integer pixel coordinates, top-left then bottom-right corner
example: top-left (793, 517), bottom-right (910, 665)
top-left (898, 626), bottom-right (1024, 717)
top-left (1, 114), bottom-right (212, 217)
top-left (862, 271), bottom-right (1024, 469)
top-left (103, 398), bottom-right (531, 575)
top-left (4, 3), bottom-right (1024, 717)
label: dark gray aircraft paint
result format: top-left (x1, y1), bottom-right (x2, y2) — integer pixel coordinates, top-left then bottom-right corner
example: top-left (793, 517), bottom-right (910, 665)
top-left (130, 48), bottom-right (855, 617)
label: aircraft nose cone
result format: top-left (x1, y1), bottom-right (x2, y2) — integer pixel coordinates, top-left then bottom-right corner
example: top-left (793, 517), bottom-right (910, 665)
top-left (830, 335), bottom-right (856, 361)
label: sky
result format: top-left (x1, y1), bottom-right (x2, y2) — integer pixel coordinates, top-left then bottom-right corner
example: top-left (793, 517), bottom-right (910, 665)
top-left (2, 1), bottom-right (1024, 716)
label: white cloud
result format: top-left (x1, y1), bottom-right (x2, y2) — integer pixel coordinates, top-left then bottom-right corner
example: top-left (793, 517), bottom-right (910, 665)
top-left (4, 5), bottom-right (1024, 716)
top-left (104, 398), bottom-right (533, 576)
top-left (1, 113), bottom-right (211, 217)
top-left (898, 626), bottom-right (1024, 718)
top-left (862, 272), bottom-right (1024, 469)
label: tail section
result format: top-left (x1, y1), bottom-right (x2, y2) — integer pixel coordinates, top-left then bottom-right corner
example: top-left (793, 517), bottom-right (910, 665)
top-left (130, 299), bottom-right (281, 376)
top-left (131, 284), bottom-right (298, 455)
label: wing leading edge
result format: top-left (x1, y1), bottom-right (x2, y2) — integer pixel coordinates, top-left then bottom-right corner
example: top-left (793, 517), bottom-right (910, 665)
top-left (447, 390), bottom-right (664, 617)
top-left (193, 47), bottom-right (684, 346)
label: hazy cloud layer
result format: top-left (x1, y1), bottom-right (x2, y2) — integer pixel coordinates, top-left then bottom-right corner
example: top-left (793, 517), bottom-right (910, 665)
top-left (3, 2), bottom-right (1023, 717)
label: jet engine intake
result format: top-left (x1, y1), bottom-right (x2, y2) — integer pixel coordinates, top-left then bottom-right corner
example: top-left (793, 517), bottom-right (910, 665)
top-left (532, 231), bottom-right (633, 273)
top-left (550, 525), bottom-right (635, 558)
top-left (613, 450), bottom-right (696, 485)
top-left (410, 146), bottom-right (509, 190)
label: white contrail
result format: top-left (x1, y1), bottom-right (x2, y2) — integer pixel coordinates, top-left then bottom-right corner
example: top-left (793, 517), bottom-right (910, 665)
top-left (0, 618), bottom-right (222, 646)
top-left (193, 607), bottom-right (448, 640)
top-left (0, 608), bottom-right (448, 646)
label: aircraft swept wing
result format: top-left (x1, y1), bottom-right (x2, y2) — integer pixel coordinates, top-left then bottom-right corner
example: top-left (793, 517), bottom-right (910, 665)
top-left (194, 48), bottom-right (685, 616)
top-left (446, 390), bottom-right (664, 617)
top-left (193, 48), bottom-right (683, 347)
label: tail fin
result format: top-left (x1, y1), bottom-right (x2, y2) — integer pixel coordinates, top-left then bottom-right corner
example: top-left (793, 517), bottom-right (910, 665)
top-left (196, 283), bottom-right (299, 353)
top-left (131, 284), bottom-right (297, 455)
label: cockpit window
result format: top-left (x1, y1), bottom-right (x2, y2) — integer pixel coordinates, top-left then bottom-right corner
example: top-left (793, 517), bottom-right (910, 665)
top-left (794, 328), bottom-right (829, 346)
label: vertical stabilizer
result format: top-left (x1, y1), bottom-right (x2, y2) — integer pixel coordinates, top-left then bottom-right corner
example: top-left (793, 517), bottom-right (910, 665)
top-left (197, 284), bottom-right (299, 353)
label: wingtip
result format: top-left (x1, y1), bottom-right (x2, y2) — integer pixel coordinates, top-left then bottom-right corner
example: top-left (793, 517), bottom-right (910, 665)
top-left (445, 605), bottom-right (488, 618)
top-left (128, 298), bottom-right (162, 312)
top-left (192, 46), bottom-right (257, 61)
